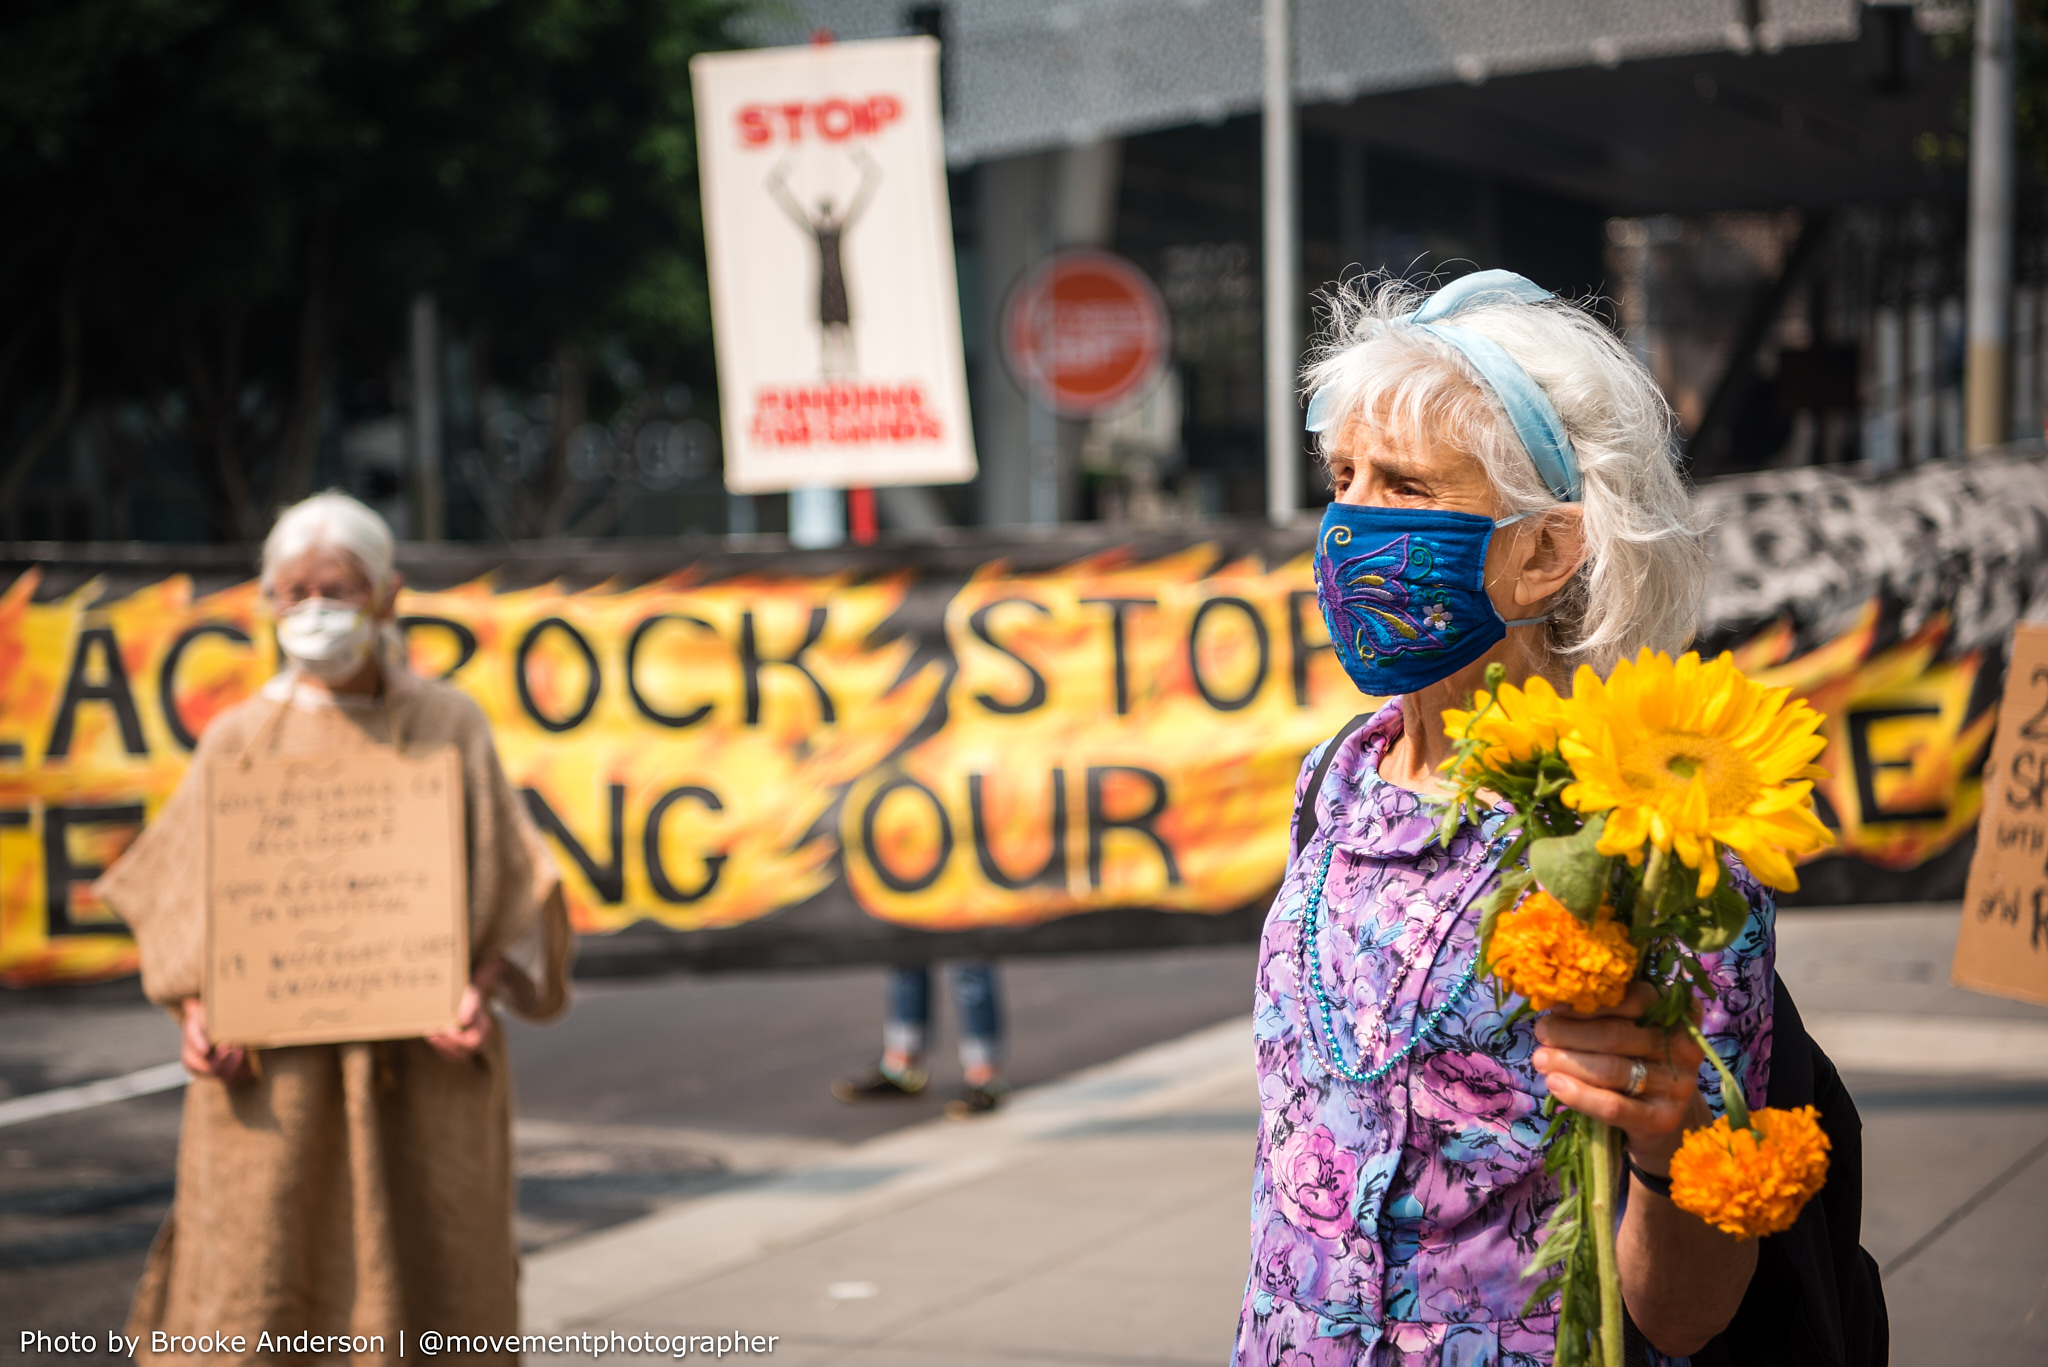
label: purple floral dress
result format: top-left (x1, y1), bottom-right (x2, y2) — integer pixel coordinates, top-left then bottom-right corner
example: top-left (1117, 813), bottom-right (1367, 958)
top-left (1233, 703), bottom-right (1774, 1367)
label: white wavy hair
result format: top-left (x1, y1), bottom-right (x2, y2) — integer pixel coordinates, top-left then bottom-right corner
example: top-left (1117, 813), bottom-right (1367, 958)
top-left (259, 491), bottom-right (406, 674)
top-left (259, 491), bottom-right (397, 601)
top-left (1303, 273), bottom-right (1705, 673)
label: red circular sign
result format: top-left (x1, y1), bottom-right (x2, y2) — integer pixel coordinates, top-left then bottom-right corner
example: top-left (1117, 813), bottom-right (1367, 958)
top-left (1002, 250), bottom-right (1170, 417)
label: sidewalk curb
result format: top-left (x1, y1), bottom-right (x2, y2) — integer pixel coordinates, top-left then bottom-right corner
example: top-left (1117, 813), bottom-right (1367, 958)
top-left (1805, 1011), bottom-right (2048, 1080)
top-left (520, 1015), bottom-right (1256, 1331)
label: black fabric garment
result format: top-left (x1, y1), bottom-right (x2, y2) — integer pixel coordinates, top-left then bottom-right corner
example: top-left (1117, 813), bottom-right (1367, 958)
top-left (1688, 974), bottom-right (1889, 1367)
top-left (816, 223), bottom-right (849, 325)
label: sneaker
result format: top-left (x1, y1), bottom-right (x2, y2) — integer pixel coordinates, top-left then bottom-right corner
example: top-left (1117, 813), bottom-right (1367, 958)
top-left (831, 1063), bottom-right (928, 1103)
top-left (944, 1081), bottom-right (1008, 1119)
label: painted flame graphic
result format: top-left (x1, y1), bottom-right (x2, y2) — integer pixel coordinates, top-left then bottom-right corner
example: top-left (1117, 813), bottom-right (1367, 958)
top-left (1740, 602), bottom-right (1994, 869)
top-left (840, 546), bottom-right (1364, 927)
top-left (0, 550), bottom-right (2007, 985)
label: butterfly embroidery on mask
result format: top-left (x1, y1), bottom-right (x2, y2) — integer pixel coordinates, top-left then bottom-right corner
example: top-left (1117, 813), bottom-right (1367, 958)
top-left (1316, 528), bottom-right (1459, 663)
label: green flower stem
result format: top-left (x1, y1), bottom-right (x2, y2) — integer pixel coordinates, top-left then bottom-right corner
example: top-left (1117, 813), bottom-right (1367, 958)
top-left (1684, 1018), bottom-right (1752, 1132)
top-left (1585, 1118), bottom-right (1625, 1367)
top-left (1640, 844), bottom-right (1670, 915)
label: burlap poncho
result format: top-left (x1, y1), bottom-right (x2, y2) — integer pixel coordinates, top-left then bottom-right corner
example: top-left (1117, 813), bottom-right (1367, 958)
top-left (98, 666), bottom-right (573, 1366)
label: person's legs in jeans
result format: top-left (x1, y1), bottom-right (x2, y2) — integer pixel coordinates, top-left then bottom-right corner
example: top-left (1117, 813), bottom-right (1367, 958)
top-left (832, 964), bottom-right (934, 1101)
top-left (952, 961), bottom-right (1003, 1088)
top-left (941, 961), bottom-right (1007, 1115)
top-left (883, 963), bottom-right (933, 1079)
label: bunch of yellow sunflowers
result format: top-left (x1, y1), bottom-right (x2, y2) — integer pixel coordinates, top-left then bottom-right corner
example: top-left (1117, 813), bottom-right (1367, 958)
top-left (1433, 650), bottom-right (1836, 1367)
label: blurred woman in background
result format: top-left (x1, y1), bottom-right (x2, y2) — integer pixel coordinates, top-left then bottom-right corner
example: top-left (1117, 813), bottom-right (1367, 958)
top-left (100, 491), bottom-right (572, 1366)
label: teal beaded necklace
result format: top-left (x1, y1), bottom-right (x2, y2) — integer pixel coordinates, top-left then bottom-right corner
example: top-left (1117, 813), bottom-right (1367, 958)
top-left (1294, 834), bottom-right (1506, 1087)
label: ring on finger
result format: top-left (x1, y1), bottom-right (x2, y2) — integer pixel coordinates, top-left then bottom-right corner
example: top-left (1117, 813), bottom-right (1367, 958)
top-left (1623, 1058), bottom-right (1649, 1098)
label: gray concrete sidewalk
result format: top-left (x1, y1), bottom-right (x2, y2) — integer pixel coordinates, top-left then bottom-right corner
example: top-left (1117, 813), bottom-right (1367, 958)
top-left (1780, 907), bottom-right (2048, 1367)
top-left (523, 1017), bottom-right (1256, 1366)
top-left (522, 905), bottom-right (2048, 1367)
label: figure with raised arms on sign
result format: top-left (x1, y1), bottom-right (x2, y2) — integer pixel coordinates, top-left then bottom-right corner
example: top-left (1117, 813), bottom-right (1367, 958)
top-left (98, 491), bottom-right (573, 1367)
top-left (767, 148), bottom-right (880, 378)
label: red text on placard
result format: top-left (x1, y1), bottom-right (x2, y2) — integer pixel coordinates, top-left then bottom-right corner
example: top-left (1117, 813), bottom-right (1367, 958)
top-left (737, 95), bottom-right (904, 147)
top-left (750, 383), bottom-right (944, 446)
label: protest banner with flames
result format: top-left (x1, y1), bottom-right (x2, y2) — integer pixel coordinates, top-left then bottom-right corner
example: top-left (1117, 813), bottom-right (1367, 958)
top-left (0, 516), bottom-right (2016, 988)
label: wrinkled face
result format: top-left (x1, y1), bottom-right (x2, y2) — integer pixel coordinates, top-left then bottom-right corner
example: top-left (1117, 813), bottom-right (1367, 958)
top-left (1324, 414), bottom-right (1505, 519)
top-left (268, 546), bottom-right (380, 614)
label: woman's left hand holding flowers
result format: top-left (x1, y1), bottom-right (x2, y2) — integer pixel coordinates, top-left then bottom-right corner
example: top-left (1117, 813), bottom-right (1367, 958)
top-left (1532, 982), bottom-right (1707, 1176)
top-left (1437, 651), bottom-right (1839, 1363)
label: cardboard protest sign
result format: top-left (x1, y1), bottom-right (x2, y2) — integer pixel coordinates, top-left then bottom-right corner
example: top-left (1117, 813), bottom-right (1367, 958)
top-left (205, 746), bottom-right (467, 1046)
top-left (691, 36), bottom-right (975, 492)
top-left (1955, 621), bottom-right (2048, 1007)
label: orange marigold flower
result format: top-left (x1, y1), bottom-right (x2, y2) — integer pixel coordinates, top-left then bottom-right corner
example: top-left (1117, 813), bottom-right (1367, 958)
top-left (1669, 1105), bottom-right (1831, 1239)
top-left (1487, 890), bottom-right (1638, 1013)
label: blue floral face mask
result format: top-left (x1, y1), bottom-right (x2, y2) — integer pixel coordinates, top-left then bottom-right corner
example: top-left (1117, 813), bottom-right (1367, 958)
top-left (1315, 500), bottom-right (1546, 697)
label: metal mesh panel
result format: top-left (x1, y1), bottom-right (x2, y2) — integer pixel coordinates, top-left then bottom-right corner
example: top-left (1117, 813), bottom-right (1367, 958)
top-left (736, 0), bottom-right (1861, 165)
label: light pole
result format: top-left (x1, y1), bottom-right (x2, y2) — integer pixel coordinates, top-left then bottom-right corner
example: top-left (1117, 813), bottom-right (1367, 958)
top-left (1263, 0), bottom-right (1300, 524)
top-left (1966, 0), bottom-right (2016, 450)
top-left (409, 294), bottom-right (444, 540)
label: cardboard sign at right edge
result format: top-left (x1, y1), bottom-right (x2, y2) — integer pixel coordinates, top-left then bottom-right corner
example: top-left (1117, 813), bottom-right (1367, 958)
top-left (1955, 620), bottom-right (2048, 1007)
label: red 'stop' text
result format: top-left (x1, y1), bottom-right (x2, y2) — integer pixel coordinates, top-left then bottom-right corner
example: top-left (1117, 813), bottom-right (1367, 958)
top-left (737, 95), bottom-right (903, 147)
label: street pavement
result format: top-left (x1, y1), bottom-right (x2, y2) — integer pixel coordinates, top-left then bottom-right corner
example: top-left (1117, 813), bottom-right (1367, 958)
top-left (509, 903), bottom-right (2048, 1367)
top-left (1778, 908), bottom-right (2048, 1367)
top-left (2, 907), bottom-right (2045, 1364)
top-left (0, 945), bottom-right (1260, 1356)
top-left (518, 1012), bottom-right (1257, 1367)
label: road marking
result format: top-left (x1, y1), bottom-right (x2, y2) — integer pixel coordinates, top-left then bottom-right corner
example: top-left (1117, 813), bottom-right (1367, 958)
top-left (1804, 1012), bottom-right (2048, 1080)
top-left (0, 1061), bottom-right (187, 1130)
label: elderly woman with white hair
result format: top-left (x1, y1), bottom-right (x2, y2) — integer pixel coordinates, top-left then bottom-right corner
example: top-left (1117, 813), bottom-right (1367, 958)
top-left (99, 491), bottom-right (571, 1366)
top-left (1235, 273), bottom-right (1774, 1366)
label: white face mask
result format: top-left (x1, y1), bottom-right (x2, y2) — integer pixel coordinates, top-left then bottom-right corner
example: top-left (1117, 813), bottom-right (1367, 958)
top-left (276, 598), bottom-right (375, 682)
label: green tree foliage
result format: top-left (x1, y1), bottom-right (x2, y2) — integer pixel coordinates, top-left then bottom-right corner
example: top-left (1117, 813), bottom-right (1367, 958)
top-left (0, 0), bottom-right (738, 538)
top-left (1923, 1), bottom-right (2048, 179)
top-left (2013, 3), bottom-right (2048, 183)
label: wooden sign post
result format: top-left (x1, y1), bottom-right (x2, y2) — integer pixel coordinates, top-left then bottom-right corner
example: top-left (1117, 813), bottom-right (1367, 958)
top-left (1956, 621), bottom-right (2048, 1007)
top-left (205, 747), bottom-right (468, 1047)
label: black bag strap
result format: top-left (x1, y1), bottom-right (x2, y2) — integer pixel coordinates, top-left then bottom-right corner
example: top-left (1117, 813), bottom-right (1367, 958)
top-left (1294, 713), bottom-right (1376, 855)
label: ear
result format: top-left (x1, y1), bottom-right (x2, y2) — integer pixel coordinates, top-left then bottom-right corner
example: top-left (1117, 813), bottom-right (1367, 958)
top-left (375, 572), bottom-right (406, 621)
top-left (1508, 506), bottom-right (1587, 610)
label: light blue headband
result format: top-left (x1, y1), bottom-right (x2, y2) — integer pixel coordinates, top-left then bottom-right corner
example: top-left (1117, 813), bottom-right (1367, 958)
top-left (1305, 269), bottom-right (1582, 503)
